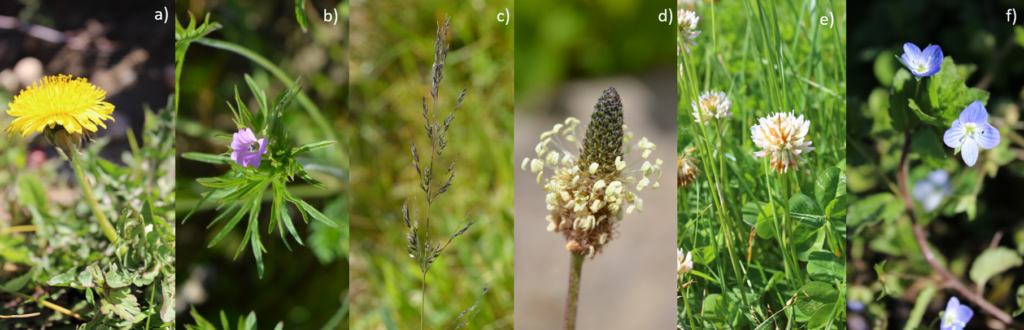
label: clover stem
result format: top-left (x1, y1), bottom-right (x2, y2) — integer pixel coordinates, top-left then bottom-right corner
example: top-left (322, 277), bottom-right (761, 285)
top-left (69, 152), bottom-right (118, 243)
top-left (564, 252), bottom-right (585, 330)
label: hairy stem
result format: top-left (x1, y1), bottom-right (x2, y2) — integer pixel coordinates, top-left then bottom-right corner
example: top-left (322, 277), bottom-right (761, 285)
top-left (896, 129), bottom-right (1013, 325)
top-left (70, 153), bottom-right (118, 243)
top-left (564, 252), bottom-right (585, 330)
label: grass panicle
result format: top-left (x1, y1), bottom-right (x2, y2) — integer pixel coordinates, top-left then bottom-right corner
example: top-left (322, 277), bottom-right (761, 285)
top-left (402, 14), bottom-right (479, 329)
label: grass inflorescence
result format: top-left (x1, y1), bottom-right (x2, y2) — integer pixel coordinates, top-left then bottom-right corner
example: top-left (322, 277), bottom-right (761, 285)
top-left (402, 15), bottom-right (479, 330)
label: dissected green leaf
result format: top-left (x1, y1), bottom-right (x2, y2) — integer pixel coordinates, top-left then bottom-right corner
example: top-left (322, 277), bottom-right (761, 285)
top-left (100, 287), bottom-right (141, 323)
top-left (47, 267), bottom-right (77, 287)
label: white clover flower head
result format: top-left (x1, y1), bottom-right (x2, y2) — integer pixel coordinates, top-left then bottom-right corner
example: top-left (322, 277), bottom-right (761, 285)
top-left (691, 90), bottom-right (732, 125)
top-left (677, 153), bottom-right (699, 188)
top-left (519, 88), bottom-right (662, 257)
top-left (943, 100), bottom-right (1000, 167)
top-left (750, 111), bottom-right (814, 173)
top-left (912, 169), bottom-right (951, 212)
top-left (901, 42), bottom-right (943, 78)
top-left (677, 248), bottom-right (693, 278)
top-left (678, 10), bottom-right (701, 53)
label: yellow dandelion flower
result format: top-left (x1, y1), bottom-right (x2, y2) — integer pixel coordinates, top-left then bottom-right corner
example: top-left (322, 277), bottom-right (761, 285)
top-left (5, 75), bottom-right (115, 138)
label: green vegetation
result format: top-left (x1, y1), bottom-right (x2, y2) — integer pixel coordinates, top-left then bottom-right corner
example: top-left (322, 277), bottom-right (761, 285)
top-left (676, 0), bottom-right (847, 328)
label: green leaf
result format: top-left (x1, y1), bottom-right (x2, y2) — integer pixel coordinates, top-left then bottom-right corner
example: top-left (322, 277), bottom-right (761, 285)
top-left (100, 287), bottom-right (142, 323)
top-left (807, 251), bottom-right (843, 284)
top-left (105, 263), bottom-right (132, 289)
top-left (17, 176), bottom-right (47, 212)
top-left (198, 176), bottom-right (249, 188)
top-left (161, 278), bottom-right (176, 323)
top-left (1016, 26), bottom-right (1024, 48)
top-left (183, 152), bottom-right (230, 164)
top-left (813, 167), bottom-right (843, 209)
top-left (907, 98), bottom-right (944, 127)
top-left (46, 267), bottom-right (77, 287)
top-left (969, 247), bottom-right (1023, 287)
top-left (244, 74), bottom-right (268, 120)
top-left (954, 195), bottom-right (978, 221)
top-left (790, 193), bottom-right (825, 228)
top-left (87, 264), bottom-right (105, 287)
top-left (1014, 285), bottom-right (1024, 317)
top-left (298, 170), bottom-right (326, 189)
top-left (793, 281), bottom-right (838, 318)
top-left (295, 0), bottom-right (310, 33)
top-left (825, 195), bottom-right (846, 219)
top-left (245, 310), bottom-right (257, 330)
top-left (292, 140), bottom-right (337, 156)
top-left (287, 194), bottom-right (343, 228)
top-left (888, 68), bottom-right (918, 132)
top-left (808, 303), bottom-right (837, 330)
top-left (741, 201), bottom-right (763, 227)
top-left (4, 269), bottom-right (33, 291)
top-left (250, 199), bottom-right (264, 278)
top-left (208, 200), bottom-right (254, 248)
top-left (235, 85), bottom-right (258, 129)
top-left (793, 223), bottom-right (826, 261)
top-left (756, 202), bottom-right (781, 239)
top-left (904, 285), bottom-right (936, 330)
top-left (926, 56), bottom-right (990, 125)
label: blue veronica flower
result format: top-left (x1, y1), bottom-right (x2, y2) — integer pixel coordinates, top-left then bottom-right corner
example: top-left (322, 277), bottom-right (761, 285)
top-left (901, 43), bottom-right (943, 77)
top-left (912, 170), bottom-right (950, 212)
top-left (943, 101), bottom-right (1000, 167)
top-left (940, 297), bottom-right (973, 330)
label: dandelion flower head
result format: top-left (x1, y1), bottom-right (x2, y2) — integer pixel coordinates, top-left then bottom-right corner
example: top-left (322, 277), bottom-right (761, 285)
top-left (691, 90), bottom-right (731, 124)
top-left (943, 100), bottom-right (999, 167)
top-left (5, 74), bottom-right (114, 138)
top-left (751, 111), bottom-right (814, 173)
top-left (521, 87), bottom-right (662, 258)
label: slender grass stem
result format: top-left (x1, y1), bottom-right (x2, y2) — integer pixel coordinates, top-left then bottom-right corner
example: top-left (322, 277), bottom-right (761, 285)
top-left (564, 253), bottom-right (585, 330)
top-left (69, 153), bottom-right (118, 244)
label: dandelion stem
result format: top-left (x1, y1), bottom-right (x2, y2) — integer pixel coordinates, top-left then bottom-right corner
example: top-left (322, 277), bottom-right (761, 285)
top-left (69, 152), bottom-right (118, 244)
top-left (896, 128), bottom-right (1013, 325)
top-left (564, 252), bottom-right (585, 330)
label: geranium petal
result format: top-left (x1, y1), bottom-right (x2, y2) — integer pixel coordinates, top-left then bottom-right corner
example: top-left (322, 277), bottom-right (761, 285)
top-left (943, 120), bottom-right (965, 148)
top-left (257, 138), bottom-right (267, 154)
top-left (961, 138), bottom-right (979, 167)
top-left (230, 132), bottom-right (246, 150)
top-left (974, 123), bottom-right (1000, 150)
top-left (959, 100), bottom-right (988, 124)
top-left (242, 128), bottom-right (257, 142)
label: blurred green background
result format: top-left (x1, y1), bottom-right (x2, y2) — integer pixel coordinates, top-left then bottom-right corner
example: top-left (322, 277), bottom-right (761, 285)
top-left (174, 0), bottom-right (350, 329)
top-left (513, 0), bottom-right (677, 329)
top-left (847, 0), bottom-right (1024, 328)
top-left (348, 0), bottom-right (514, 329)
